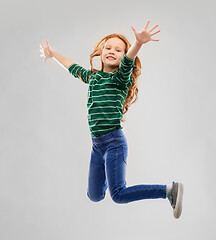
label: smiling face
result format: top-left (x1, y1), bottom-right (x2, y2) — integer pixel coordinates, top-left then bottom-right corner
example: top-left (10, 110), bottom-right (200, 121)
top-left (101, 37), bottom-right (126, 73)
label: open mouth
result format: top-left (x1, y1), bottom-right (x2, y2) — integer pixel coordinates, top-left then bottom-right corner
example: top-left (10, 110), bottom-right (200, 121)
top-left (107, 56), bottom-right (116, 60)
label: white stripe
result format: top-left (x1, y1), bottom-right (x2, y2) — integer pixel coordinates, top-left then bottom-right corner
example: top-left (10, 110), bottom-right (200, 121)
top-left (120, 61), bottom-right (133, 68)
top-left (91, 123), bottom-right (119, 126)
top-left (91, 126), bottom-right (118, 133)
top-left (74, 67), bottom-right (79, 76)
top-left (88, 94), bottom-right (125, 100)
top-left (89, 112), bottom-right (120, 116)
top-left (89, 82), bottom-right (118, 87)
top-left (119, 69), bottom-right (132, 76)
top-left (87, 106), bottom-right (122, 110)
top-left (116, 75), bottom-right (130, 83)
top-left (88, 106), bottom-right (119, 109)
top-left (89, 88), bottom-right (127, 95)
top-left (119, 62), bottom-right (127, 68)
top-left (95, 73), bottom-right (111, 79)
top-left (87, 100), bottom-right (122, 104)
top-left (88, 117), bottom-right (121, 122)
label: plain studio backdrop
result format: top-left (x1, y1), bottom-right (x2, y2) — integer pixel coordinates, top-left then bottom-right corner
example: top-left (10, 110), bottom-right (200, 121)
top-left (1, 0), bottom-right (215, 239)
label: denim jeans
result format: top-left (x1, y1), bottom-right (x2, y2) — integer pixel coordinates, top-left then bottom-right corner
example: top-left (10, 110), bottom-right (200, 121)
top-left (87, 128), bottom-right (166, 204)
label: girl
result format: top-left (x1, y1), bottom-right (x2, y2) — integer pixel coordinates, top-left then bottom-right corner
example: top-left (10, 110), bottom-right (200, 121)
top-left (40, 20), bottom-right (183, 219)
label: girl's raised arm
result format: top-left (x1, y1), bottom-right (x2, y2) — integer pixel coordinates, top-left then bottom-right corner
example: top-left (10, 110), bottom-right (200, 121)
top-left (126, 20), bottom-right (160, 59)
top-left (40, 40), bottom-right (75, 70)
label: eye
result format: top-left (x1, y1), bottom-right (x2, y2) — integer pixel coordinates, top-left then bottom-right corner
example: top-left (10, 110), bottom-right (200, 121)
top-left (117, 49), bottom-right (121, 52)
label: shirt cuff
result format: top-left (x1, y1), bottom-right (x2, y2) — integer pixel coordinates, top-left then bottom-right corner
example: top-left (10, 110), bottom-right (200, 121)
top-left (68, 63), bottom-right (77, 73)
top-left (123, 53), bottom-right (135, 64)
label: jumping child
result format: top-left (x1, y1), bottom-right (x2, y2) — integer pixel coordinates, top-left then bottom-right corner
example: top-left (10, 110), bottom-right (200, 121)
top-left (40, 20), bottom-right (184, 219)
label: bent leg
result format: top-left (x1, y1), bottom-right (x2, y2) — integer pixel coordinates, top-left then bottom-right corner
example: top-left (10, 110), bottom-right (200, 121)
top-left (105, 144), bottom-right (166, 204)
top-left (87, 144), bottom-right (108, 202)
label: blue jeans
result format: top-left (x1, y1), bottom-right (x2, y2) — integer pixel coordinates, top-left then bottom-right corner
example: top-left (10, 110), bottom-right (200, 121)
top-left (87, 128), bottom-right (166, 204)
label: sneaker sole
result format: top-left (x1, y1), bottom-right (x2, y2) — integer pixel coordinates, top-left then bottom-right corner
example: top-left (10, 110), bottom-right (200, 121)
top-left (173, 182), bottom-right (184, 219)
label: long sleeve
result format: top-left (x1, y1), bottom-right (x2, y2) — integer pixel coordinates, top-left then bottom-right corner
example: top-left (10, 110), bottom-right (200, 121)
top-left (112, 54), bottom-right (135, 88)
top-left (68, 63), bottom-right (92, 84)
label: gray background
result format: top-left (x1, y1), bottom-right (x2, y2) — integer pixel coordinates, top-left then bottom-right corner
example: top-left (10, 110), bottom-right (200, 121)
top-left (1, 0), bottom-right (215, 239)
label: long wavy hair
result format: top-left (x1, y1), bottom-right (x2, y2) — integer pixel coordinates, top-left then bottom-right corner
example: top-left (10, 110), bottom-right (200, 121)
top-left (88, 33), bottom-right (142, 122)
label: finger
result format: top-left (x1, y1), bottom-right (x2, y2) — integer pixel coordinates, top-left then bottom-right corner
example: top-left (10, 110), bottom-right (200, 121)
top-left (131, 25), bottom-right (137, 34)
top-left (151, 38), bottom-right (160, 41)
top-left (46, 40), bottom-right (49, 47)
top-left (151, 30), bottom-right (160, 36)
top-left (144, 19), bottom-right (150, 30)
top-left (149, 24), bottom-right (158, 32)
top-left (40, 44), bottom-right (44, 49)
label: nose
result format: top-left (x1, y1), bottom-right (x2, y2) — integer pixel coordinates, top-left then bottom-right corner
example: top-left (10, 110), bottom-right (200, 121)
top-left (109, 51), bottom-right (114, 55)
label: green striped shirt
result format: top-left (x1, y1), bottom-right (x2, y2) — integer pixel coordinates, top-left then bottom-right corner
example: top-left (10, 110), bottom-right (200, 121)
top-left (68, 53), bottom-right (135, 137)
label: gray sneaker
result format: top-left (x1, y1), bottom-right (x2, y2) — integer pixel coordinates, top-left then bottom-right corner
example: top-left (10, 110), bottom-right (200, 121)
top-left (168, 182), bottom-right (184, 219)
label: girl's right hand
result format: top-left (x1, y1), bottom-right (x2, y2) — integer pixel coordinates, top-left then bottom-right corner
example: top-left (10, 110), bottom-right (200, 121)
top-left (40, 40), bottom-right (54, 63)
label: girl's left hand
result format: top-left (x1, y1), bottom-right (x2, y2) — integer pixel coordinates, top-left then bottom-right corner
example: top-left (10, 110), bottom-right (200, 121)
top-left (131, 20), bottom-right (160, 45)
